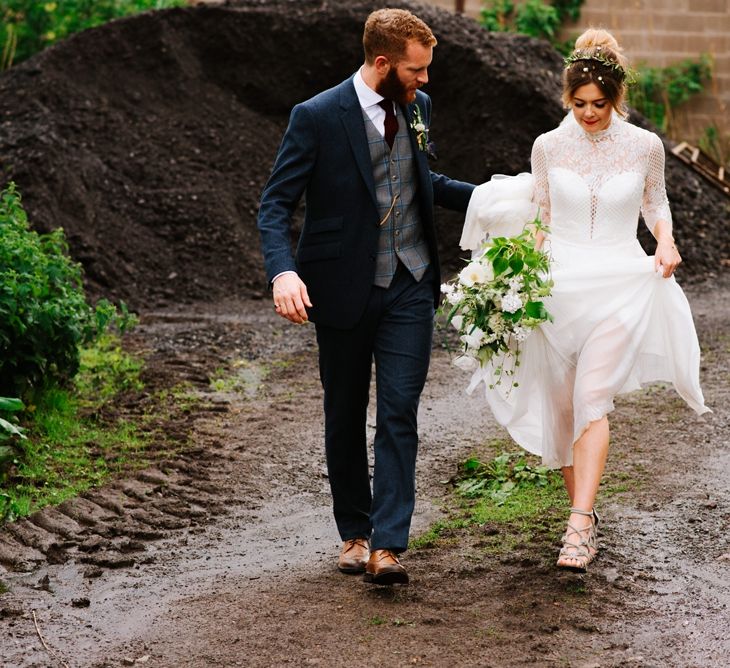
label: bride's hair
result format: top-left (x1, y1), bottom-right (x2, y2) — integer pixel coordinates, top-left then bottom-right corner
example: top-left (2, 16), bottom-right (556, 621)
top-left (562, 28), bottom-right (630, 116)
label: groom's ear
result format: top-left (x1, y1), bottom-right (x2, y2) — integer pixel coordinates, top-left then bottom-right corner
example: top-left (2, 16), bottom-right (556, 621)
top-left (373, 55), bottom-right (392, 77)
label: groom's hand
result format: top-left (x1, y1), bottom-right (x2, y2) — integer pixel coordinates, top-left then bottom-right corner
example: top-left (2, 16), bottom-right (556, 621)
top-left (272, 273), bottom-right (312, 324)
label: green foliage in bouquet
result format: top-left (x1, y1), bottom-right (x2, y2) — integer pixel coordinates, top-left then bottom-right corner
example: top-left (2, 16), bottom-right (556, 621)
top-left (1, 0), bottom-right (186, 70)
top-left (440, 219), bottom-right (553, 386)
top-left (0, 182), bottom-right (135, 398)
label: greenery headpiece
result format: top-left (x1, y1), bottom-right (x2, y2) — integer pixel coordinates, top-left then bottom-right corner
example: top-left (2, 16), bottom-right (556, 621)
top-left (564, 47), bottom-right (637, 86)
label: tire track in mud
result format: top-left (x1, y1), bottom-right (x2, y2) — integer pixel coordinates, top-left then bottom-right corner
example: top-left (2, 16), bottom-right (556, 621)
top-left (0, 304), bottom-right (311, 578)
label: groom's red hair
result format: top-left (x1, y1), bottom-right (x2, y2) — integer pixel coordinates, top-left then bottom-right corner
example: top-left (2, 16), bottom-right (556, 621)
top-left (363, 8), bottom-right (437, 65)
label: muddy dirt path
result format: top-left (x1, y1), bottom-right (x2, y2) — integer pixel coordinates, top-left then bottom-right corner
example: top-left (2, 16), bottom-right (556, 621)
top-left (1, 280), bottom-right (728, 668)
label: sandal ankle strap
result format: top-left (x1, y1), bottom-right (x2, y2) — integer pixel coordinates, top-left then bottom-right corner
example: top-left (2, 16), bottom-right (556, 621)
top-left (570, 507), bottom-right (595, 519)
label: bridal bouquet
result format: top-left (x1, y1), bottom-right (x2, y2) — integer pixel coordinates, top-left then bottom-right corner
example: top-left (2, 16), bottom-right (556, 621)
top-left (440, 221), bottom-right (553, 387)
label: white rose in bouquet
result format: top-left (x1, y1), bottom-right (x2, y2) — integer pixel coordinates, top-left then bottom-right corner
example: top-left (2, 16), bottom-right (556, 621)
top-left (459, 261), bottom-right (492, 287)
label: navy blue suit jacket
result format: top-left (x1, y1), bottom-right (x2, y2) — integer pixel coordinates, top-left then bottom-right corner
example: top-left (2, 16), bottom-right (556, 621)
top-left (257, 76), bottom-right (474, 328)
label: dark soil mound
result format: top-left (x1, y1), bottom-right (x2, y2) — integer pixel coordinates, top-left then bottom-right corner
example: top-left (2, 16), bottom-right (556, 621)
top-left (0, 0), bottom-right (726, 309)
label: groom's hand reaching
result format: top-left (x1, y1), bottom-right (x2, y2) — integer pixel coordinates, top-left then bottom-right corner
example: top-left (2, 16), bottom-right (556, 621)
top-left (272, 273), bottom-right (312, 324)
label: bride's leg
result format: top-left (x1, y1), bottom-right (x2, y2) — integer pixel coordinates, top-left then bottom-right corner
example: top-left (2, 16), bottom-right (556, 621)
top-left (572, 416), bottom-right (609, 510)
top-left (557, 416), bottom-right (609, 570)
top-left (561, 466), bottom-right (575, 505)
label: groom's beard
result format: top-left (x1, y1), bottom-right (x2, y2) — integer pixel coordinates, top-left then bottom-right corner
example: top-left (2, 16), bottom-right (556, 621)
top-left (376, 67), bottom-right (413, 106)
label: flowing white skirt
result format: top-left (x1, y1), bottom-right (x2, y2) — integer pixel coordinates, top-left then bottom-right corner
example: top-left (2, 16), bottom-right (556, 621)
top-left (467, 234), bottom-right (710, 469)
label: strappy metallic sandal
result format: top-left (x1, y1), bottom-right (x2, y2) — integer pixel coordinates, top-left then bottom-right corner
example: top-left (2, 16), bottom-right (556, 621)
top-left (557, 507), bottom-right (597, 573)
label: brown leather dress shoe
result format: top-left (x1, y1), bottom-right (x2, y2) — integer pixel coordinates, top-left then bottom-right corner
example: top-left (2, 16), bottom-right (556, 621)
top-left (363, 549), bottom-right (409, 585)
top-left (337, 538), bottom-right (370, 574)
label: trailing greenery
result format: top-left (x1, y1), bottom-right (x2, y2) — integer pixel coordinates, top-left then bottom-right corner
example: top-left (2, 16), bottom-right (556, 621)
top-left (0, 182), bottom-right (135, 399)
top-left (479, 0), bottom-right (584, 52)
top-left (1, 0), bottom-right (186, 69)
top-left (629, 55), bottom-right (713, 136)
top-left (0, 334), bottom-right (146, 523)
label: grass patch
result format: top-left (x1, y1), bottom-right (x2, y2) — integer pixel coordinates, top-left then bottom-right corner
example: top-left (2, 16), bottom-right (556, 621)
top-left (411, 444), bottom-right (568, 556)
top-left (210, 359), bottom-right (270, 397)
top-left (0, 334), bottom-right (149, 522)
top-left (75, 333), bottom-right (143, 402)
top-left (209, 357), bottom-right (296, 397)
top-left (368, 615), bottom-right (387, 626)
top-left (409, 517), bottom-right (469, 549)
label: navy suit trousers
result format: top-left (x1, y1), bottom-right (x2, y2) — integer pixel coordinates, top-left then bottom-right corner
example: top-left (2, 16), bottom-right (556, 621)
top-left (315, 263), bottom-right (435, 552)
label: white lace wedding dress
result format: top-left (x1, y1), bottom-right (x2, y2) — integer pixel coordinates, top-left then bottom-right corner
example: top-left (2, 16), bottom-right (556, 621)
top-left (461, 114), bottom-right (710, 469)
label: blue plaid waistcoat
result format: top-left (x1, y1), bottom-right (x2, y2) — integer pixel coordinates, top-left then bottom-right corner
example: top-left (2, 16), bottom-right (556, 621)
top-left (363, 107), bottom-right (430, 288)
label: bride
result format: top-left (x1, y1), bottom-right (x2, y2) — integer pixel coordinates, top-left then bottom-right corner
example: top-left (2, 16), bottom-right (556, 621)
top-left (459, 28), bottom-right (710, 572)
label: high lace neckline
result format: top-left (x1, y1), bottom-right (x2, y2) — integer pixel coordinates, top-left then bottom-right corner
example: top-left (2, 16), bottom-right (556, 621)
top-left (561, 111), bottom-right (623, 143)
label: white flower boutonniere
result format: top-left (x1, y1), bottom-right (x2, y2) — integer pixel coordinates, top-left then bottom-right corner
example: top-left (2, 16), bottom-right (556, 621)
top-left (409, 105), bottom-right (429, 152)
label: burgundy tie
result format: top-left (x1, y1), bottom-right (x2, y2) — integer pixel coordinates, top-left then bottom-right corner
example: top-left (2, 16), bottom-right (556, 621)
top-left (378, 99), bottom-right (398, 149)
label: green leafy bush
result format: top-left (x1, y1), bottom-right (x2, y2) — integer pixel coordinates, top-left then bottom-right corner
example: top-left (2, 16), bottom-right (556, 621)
top-left (1, 0), bottom-right (186, 69)
top-left (0, 182), bottom-right (132, 397)
top-left (629, 55), bottom-right (713, 136)
top-left (480, 0), bottom-right (583, 49)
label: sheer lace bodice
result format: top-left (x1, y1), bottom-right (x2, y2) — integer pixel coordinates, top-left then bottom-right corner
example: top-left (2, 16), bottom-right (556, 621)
top-left (531, 114), bottom-right (672, 245)
top-left (460, 113), bottom-right (707, 470)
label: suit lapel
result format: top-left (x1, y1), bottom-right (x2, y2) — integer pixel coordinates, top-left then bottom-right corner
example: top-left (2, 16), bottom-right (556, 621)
top-left (339, 80), bottom-right (378, 208)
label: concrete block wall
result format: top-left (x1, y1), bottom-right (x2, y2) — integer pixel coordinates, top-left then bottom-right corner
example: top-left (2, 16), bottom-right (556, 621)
top-left (426, 0), bottom-right (729, 145)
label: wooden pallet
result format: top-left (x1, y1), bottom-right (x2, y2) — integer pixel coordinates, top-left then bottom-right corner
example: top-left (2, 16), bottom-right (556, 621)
top-left (671, 141), bottom-right (730, 197)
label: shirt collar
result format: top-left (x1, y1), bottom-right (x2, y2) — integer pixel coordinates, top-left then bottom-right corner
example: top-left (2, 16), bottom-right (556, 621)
top-left (353, 67), bottom-right (385, 110)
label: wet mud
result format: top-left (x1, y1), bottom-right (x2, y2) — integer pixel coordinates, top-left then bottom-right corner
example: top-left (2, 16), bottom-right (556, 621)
top-left (1, 280), bottom-right (728, 667)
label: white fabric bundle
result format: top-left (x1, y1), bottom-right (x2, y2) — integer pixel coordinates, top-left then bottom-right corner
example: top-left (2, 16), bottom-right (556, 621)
top-left (459, 172), bottom-right (537, 251)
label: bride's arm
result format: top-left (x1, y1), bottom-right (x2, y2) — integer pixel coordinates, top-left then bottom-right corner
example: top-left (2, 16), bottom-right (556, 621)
top-left (642, 134), bottom-right (680, 278)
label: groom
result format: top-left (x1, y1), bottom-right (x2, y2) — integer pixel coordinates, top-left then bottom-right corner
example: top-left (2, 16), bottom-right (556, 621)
top-left (257, 8), bottom-right (474, 584)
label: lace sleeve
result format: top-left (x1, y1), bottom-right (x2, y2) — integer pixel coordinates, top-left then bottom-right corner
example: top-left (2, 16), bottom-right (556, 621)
top-left (641, 133), bottom-right (672, 233)
top-left (530, 135), bottom-right (550, 225)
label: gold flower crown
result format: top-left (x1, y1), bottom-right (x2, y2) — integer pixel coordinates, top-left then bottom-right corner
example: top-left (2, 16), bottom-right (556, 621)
top-left (564, 46), bottom-right (638, 86)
